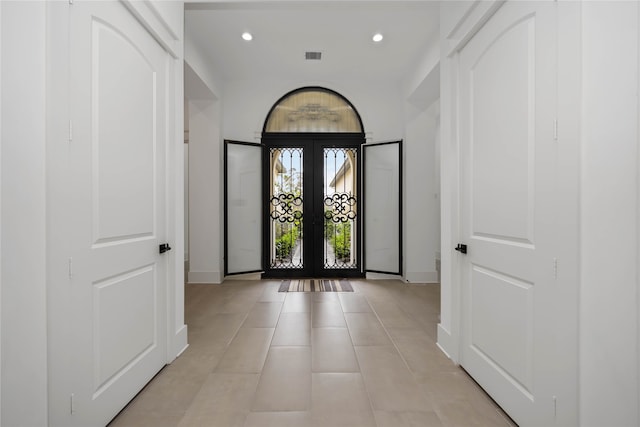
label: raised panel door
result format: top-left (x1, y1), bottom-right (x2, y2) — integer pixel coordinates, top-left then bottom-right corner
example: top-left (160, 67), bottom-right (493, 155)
top-left (459, 2), bottom-right (558, 425)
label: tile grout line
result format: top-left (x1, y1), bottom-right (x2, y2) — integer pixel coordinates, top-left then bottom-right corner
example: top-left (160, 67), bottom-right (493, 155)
top-left (209, 289), bottom-right (265, 373)
top-left (336, 289), bottom-right (380, 427)
top-left (179, 286), bottom-right (265, 427)
top-left (356, 283), bottom-right (442, 414)
top-left (245, 286), bottom-right (289, 421)
top-left (362, 282), bottom-right (512, 427)
top-left (113, 280), bottom-right (510, 427)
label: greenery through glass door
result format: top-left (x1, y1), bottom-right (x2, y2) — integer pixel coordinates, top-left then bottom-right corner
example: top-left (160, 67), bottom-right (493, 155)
top-left (269, 147), bottom-right (304, 269)
top-left (323, 148), bottom-right (358, 269)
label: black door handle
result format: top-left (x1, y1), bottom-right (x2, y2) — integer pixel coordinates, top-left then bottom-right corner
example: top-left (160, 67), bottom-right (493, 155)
top-left (159, 243), bottom-right (172, 254)
top-left (454, 243), bottom-right (467, 254)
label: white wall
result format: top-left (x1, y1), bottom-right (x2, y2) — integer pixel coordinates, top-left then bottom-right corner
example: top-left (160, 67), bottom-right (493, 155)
top-left (184, 28), bottom-right (223, 100)
top-left (403, 100), bottom-right (440, 283)
top-left (1, 2), bottom-right (49, 425)
top-left (182, 12), bottom-right (224, 283)
top-left (183, 53), bottom-right (224, 284)
top-left (0, 2), bottom-right (3, 421)
top-left (401, 32), bottom-right (441, 284)
top-left (580, 2), bottom-right (639, 425)
top-left (224, 75), bottom-right (442, 284)
top-left (222, 78), bottom-right (404, 143)
top-left (184, 99), bottom-right (189, 263)
top-left (434, 117), bottom-right (441, 277)
top-left (184, 143), bottom-right (189, 262)
top-left (188, 97), bottom-right (223, 283)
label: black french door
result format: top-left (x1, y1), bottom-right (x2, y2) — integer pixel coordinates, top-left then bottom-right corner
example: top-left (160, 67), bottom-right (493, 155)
top-left (262, 134), bottom-right (364, 278)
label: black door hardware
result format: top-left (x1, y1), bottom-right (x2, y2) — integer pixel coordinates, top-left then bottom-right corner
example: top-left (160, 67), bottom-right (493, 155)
top-left (454, 243), bottom-right (467, 254)
top-left (159, 243), bottom-right (172, 254)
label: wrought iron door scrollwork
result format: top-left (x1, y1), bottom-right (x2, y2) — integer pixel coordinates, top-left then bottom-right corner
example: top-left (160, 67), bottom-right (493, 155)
top-left (270, 193), bottom-right (303, 223)
top-left (324, 193), bottom-right (357, 223)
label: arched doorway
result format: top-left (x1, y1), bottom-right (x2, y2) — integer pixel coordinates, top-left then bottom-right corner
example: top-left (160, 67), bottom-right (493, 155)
top-left (262, 87), bottom-right (365, 278)
top-left (224, 88), bottom-right (402, 279)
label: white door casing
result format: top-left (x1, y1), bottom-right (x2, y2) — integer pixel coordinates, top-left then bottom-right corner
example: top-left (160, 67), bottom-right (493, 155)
top-left (62, 2), bottom-right (170, 425)
top-left (458, 2), bottom-right (558, 426)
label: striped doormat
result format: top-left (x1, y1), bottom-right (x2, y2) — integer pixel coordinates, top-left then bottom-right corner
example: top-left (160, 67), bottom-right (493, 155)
top-left (278, 279), bottom-right (353, 293)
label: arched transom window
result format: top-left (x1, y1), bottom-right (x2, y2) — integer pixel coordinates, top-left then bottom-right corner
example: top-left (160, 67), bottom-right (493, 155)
top-left (264, 87), bottom-right (363, 133)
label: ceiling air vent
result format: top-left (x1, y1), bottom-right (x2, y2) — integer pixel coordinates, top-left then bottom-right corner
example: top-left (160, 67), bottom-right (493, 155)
top-left (305, 51), bottom-right (322, 61)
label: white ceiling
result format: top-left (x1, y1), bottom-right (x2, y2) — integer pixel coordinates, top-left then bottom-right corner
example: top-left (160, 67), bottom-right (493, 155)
top-left (184, 1), bottom-right (440, 82)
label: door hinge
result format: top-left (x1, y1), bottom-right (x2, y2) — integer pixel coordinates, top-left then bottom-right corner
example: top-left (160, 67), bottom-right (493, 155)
top-left (553, 119), bottom-right (558, 141)
top-left (553, 258), bottom-right (558, 279)
top-left (69, 120), bottom-right (73, 142)
top-left (70, 393), bottom-right (75, 414)
top-left (68, 258), bottom-right (73, 279)
top-left (553, 395), bottom-right (557, 418)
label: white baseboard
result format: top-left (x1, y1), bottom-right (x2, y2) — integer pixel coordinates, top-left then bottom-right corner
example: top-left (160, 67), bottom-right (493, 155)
top-left (224, 272), bottom-right (262, 281)
top-left (437, 323), bottom-right (458, 363)
top-left (187, 271), bottom-right (222, 284)
top-left (405, 271), bottom-right (439, 283)
top-left (365, 272), bottom-right (406, 281)
top-left (170, 324), bottom-right (188, 362)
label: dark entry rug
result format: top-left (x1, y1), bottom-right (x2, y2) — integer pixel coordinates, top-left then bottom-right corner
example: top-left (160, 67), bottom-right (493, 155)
top-left (278, 279), bottom-right (353, 292)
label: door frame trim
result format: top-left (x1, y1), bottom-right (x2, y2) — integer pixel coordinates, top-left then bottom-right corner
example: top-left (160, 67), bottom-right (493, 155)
top-left (439, 0), bottom-right (505, 365)
top-left (46, 2), bottom-right (186, 424)
top-left (261, 132), bottom-right (365, 278)
top-left (440, 0), bottom-right (579, 424)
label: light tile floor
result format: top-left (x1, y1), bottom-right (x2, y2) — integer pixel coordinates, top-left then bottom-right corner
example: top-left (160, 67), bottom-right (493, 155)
top-left (109, 279), bottom-right (517, 427)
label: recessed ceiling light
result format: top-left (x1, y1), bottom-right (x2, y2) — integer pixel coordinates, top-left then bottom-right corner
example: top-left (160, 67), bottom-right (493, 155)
top-left (242, 32), bottom-right (253, 41)
top-left (372, 33), bottom-right (383, 43)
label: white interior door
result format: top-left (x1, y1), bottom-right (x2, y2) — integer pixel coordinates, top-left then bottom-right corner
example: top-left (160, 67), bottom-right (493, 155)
top-left (66, 2), bottom-right (169, 425)
top-left (458, 2), bottom-right (558, 426)
top-left (363, 141), bottom-right (402, 275)
top-left (224, 140), bottom-right (263, 275)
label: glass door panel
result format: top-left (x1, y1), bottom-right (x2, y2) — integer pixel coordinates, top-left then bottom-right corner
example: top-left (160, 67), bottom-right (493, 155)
top-left (268, 147), bottom-right (304, 270)
top-left (224, 140), bottom-right (262, 275)
top-left (263, 135), bottom-right (363, 278)
top-left (322, 148), bottom-right (358, 270)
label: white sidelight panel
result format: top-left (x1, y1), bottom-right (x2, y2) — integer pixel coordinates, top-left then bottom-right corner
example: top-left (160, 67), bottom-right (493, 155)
top-left (363, 141), bottom-right (402, 275)
top-left (225, 140), bottom-right (262, 275)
